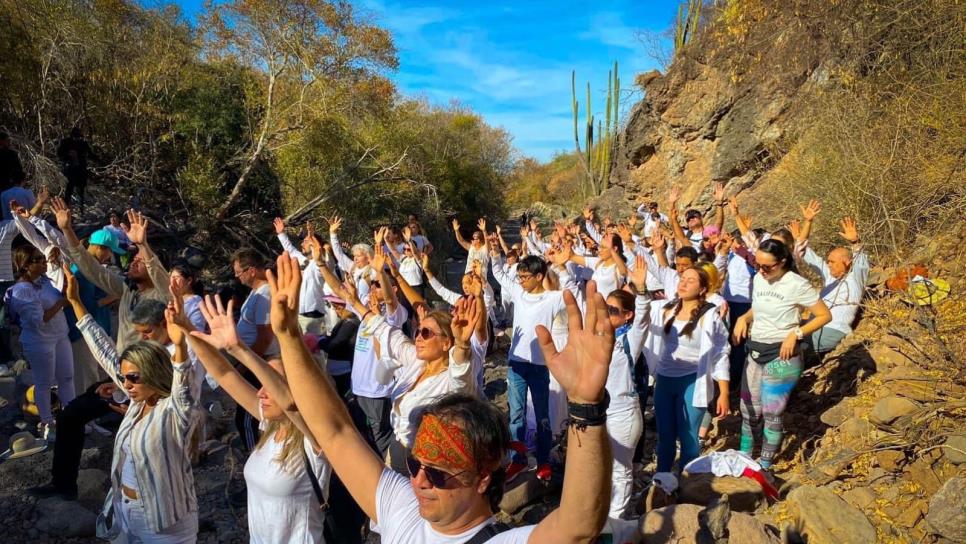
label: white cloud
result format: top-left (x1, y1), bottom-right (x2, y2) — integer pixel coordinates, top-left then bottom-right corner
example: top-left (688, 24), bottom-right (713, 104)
top-left (579, 11), bottom-right (638, 50)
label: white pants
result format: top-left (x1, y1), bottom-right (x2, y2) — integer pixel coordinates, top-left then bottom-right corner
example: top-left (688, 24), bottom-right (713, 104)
top-left (24, 335), bottom-right (75, 423)
top-left (607, 405), bottom-right (643, 519)
top-left (119, 495), bottom-right (197, 543)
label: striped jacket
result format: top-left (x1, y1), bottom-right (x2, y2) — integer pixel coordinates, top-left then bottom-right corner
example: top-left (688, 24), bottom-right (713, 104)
top-left (77, 315), bottom-right (202, 532)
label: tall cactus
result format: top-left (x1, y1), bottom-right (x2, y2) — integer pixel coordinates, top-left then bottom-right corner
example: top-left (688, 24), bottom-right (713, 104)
top-left (572, 61), bottom-right (620, 198)
top-left (674, 0), bottom-right (703, 53)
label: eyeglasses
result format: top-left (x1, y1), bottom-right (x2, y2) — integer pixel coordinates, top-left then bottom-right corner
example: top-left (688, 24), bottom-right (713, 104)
top-left (405, 455), bottom-right (466, 488)
top-left (416, 327), bottom-right (441, 340)
top-left (516, 273), bottom-right (534, 283)
top-left (234, 266), bottom-right (250, 278)
top-left (606, 305), bottom-right (625, 316)
top-left (117, 373), bottom-right (142, 385)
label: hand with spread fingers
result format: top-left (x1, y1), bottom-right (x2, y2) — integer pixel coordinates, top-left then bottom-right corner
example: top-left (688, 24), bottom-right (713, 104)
top-left (125, 209), bottom-right (149, 246)
top-left (191, 294), bottom-right (242, 351)
top-left (535, 282), bottom-right (614, 404)
top-left (266, 252), bottom-right (303, 336)
top-left (450, 296), bottom-right (481, 345)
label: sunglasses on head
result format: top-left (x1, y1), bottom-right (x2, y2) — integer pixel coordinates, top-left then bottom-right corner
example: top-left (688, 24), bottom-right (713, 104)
top-left (405, 455), bottom-right (466, 488)
top-left (117, 372), bottom-right (142, 385)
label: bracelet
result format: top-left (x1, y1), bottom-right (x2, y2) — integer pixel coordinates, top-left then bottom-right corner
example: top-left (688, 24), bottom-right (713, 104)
top-left (362, 311), bottom-right (374, 320)
top-left (567, 392), bottom-right (610, 431)
top-left (454, 341), bottom-right (470, 350)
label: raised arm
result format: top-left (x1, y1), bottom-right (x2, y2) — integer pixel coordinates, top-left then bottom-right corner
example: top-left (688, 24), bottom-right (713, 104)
top-left (272, 253), bottom-right (384, 520)
top-left (713, 182), bottom-right (727, 231)
top-left (53, 197), bottom-right (125, 297)
top-left (162, 294), bottom-right (201, 424)
top-left (63, 266), bottom-right (123, 390)
top-left (10, 201), bottom-right (51, 253)
top-left (274, 217), bottom-right (308, 265)
top-left (327, 215), bottom-right (354, 273)
top-left (494, 224), bottom-right (511, 255)
top-left (126, 209), bottom-right (169, 297)
top-left (798, 200), bottom-right (822, 243)
top-left (451, 218), bottom-right (471, 251)
top-left (530, 284), bottom-right (613, 543)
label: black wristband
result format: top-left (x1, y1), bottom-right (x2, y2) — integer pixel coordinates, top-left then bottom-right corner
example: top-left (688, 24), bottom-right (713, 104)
top-left (568, 392), bottom-right (610, 430)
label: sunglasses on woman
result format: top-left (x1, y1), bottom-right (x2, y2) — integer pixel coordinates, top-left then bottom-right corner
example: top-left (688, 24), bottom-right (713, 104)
top-left (416, 327), bottom-right (440, 340)
top-left (29, 256), bottom-right (46, 264)
top-left (756, 261), bottom-right (781, 273)
top-left (606, 305), bottom-right (627, 316)
top-left (405, 455), bottom-right (466, 488)
top-left (117, 372), bottom-right (142, 385)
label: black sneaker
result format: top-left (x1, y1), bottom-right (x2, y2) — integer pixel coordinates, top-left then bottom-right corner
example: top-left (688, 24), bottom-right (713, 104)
top-left (28, 483), bottom-right (77, 501)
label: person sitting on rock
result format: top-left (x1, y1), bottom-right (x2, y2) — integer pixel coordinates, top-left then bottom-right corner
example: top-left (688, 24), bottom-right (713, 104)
top-left (273, 251), bottom-right (615, 543)
top-left (797, 212), bottom-right (870, 354)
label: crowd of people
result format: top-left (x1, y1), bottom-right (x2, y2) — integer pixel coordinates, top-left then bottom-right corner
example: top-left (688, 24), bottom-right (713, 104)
top-left (0, 156), bottom-right (872, 542)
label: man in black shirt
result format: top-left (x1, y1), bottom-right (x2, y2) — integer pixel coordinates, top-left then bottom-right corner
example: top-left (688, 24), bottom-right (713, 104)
top-left (57, 127), bottom-right (93, 213)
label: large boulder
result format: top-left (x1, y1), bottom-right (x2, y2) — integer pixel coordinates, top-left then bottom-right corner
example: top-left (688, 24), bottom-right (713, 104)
top-left (785, 485), bottom-right (876, 544)
top-left (942, 435), bottom-right (966, 465)
top-left (640, 503), bottom-right (779, 543)
top-left (76, 468), bottom-right (110, 504)
top-left (499, 472), bottom-right (555, 515)
top-left (926, 477), bottom-right (966, 542)
top-left (34, 497), bottom-right (97, 537)
top-left (678, 473), bottom-right (765, 512)
top-left (869, 396), bottom-right (918, 426)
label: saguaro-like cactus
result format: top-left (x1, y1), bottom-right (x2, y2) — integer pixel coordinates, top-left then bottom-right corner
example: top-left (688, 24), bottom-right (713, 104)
top-left (674, 0), bottom-right (703, 52)
top-left (572, 61), bottom-right (620, 198)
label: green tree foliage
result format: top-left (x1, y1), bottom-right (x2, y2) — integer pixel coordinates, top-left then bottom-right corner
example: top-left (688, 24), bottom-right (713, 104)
top-left (0, 0), bottom-right (517, 260)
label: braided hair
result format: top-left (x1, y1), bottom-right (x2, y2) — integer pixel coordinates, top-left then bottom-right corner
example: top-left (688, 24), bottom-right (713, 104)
top-left (662, 266), bottom-right (711, 338)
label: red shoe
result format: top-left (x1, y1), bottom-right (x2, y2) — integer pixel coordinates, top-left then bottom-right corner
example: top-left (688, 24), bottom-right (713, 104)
top-left (505, 462), bottom-right (528, 483)
top-left (535, 463), bottom-right (552, 482)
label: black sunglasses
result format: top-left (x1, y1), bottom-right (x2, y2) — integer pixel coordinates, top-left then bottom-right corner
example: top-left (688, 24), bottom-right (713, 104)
top-left (117, 372), bottom-right (142, 385)
top-left (406, 456), bottom-right (465, 488)
top-left (29, 256), bottom-right (46, 263)
top-left (606, 305), bottom-right (627, 316)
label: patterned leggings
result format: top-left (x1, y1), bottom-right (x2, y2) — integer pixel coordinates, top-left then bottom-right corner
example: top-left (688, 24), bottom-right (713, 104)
top-left (739, 355), bottom-right (802, 469)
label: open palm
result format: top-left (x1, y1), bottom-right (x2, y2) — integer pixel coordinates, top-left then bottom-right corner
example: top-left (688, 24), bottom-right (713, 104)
top-left (192, 294), bottom-right (241, 350)
top-left (535, 285), bottom-right (613, 404)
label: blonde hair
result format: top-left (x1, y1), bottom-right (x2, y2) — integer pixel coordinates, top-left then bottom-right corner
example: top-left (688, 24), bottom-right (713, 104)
top-left (698, 261), bottom-right (722, 293)
top-left (119, 341), bottom-right (173, 398)
top-left (255, 419), bottom-right (306, 473)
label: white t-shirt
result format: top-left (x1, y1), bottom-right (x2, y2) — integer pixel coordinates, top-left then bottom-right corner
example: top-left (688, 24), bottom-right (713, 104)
top-left (398, 256), bottom-right (423, 287)
top-left (581, 257), bottom-right (624, 298)
top-left (750, 271), bottom-right (820, 343)
top-left (352, 304), bottom-right (408, 398)
top-left (374, 469), bottom-right (535, 544)
top-left (505, 288), bottom-right (566, 365)
top-left (723, 252), bottom-right (754, 304)
top-left (657, 319), bottom-right (703, 377)
top-left (244, 433), bottom-right (331, 544)
top-left (465, 245), bottom-right (490, 274)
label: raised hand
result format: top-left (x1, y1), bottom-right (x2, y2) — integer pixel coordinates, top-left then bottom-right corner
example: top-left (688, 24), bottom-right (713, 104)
top-left (328, 215), bottom-right (343, 234)
top-left (713, 181), bottom-right (726, 203)
top-left (9, 199), bottom-right (28, 218)
top-left (728, 196), bottom-right (740, 217)
top-left (839, 217), bottom-right (859, 243)
top-left (402, 225), bottom-right (412, 242)
top-left (477, 218), bottom-right (487, 233)
top-left (125, 209), bottom-right (148, 246)
top-left (164, 288), bottom-right (190, 347)
top-left (788, 219), bottom-right (802, 241)
top-left (629, 254), bottom-right (648, 292)
top-left (617, 224), bottom-right (633, 243)
top-left (582, 207), bottom-right (594, 221)
top-left (51, 197), bottom-right (73, 231)
top-left (535, 284), bottom-right (613, 404)
top-left (451, 218), bottom-right (461, 232)
top-left (494, 224), bottom-right (502, 236)
top-left (669, 186), bottom-right (681, 209)
top-left (450, 295), bottom-right (482, 344)
top-left (191, 294), bottom-right (242, 350)
top-left (273, 217), bottom-right (286, 235)
top-left (547, 242), bottom-right (572, 267)
top-left (371, 241), bottom-right (387, 271)
top-left (62, 264), bottom-right (81, 304)
top-left (628, 214), bottom-right (639, 228)
top-left (266, 252), bottom-right (303, 335)
top-left (800, 199), bottom-right (822, 221)
top-left (374, 226), bottom-right (386, 247)
top-left (420, 252), bottom-right (431, 270)
top-left (651, 229), bottom-right (667, 252)
top-left (735, 212), bottom-right (753, 233)
top-left (519, 224), bottom-right (529, 238)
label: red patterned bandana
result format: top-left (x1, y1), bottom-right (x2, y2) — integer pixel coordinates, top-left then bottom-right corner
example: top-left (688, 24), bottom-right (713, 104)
top-left (410, 414), bottom-right (474, 473)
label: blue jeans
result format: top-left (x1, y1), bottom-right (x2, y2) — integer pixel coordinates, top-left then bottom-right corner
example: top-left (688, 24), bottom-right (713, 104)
top-left (654, 373), bottom-right (706, 473)
top-left (508, 359), bottom-right (551, 464)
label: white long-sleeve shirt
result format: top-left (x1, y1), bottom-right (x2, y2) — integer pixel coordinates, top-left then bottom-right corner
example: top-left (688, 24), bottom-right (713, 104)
top-left (608, 293), bottom-right (650, 415)
top-left (802, 244), bottom-right (869, 335)
top-left (329, 232), bottom-right (373, 305)
top-left (277, 233), bottom-right (329, 314)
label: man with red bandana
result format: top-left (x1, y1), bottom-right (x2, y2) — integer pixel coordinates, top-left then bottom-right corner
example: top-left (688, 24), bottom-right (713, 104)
top-left (270, 252), bottom-right (615, 543)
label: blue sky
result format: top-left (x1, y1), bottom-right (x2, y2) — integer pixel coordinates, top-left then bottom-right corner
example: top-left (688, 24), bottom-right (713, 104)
top-left (171, 0), bottom-right (679, 162)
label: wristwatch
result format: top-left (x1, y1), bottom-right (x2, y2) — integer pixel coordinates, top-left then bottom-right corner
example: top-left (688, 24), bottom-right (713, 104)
top-left (794, 327), bottom-right (804, 341)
